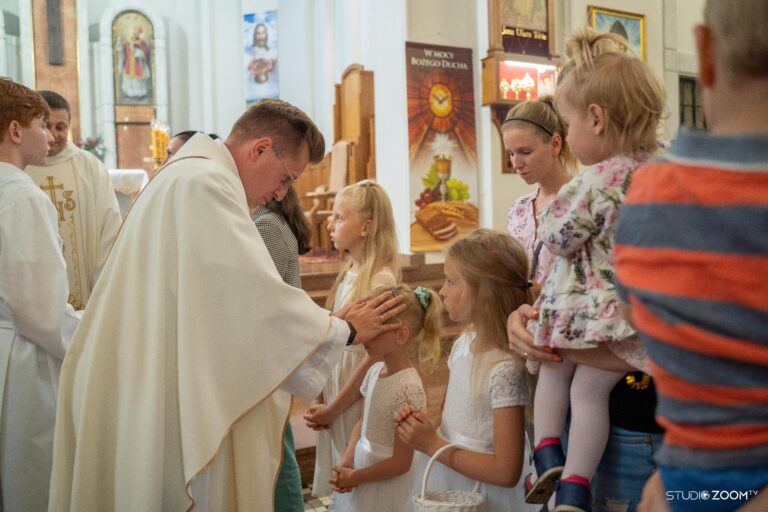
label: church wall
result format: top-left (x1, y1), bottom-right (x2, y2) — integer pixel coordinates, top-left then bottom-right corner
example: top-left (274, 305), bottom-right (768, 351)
top-left (70, 1), bottom-right (706, 247)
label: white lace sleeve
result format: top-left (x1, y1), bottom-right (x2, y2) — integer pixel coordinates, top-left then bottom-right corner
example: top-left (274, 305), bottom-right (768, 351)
top-left (395, 383), bottom-right (427, 412)
top-left (489, 360), bottom-right (530, 409)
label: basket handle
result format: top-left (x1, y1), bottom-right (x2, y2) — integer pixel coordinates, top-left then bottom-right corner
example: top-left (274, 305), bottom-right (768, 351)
top-left (419, 443), bottom-right (480, 499)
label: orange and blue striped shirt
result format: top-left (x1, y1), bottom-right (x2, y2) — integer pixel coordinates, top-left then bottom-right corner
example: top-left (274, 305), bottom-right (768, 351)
top-left (615, 129), bottom-right (768, 469)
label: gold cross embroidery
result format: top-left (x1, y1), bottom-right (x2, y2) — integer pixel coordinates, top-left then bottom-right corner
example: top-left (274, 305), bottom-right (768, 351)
top-left (40, 176), bottom-right (76, 222)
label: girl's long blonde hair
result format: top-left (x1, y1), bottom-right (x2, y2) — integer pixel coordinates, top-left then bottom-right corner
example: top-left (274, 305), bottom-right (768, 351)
top-left (446, 229), bottom-right (534, 391)
top-left (558, 29), bottom-right (667, 155)
top-left (325, 180), bottom-right (401, 309)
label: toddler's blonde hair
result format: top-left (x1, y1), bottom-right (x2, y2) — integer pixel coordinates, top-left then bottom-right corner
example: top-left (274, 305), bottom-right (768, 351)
top-left (558, 29), bottom-right (667, 155)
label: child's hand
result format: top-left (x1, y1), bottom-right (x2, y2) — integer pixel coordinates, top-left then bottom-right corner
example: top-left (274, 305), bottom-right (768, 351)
top-left (329, 468), bottom-right (353, 493)
top-left (331, 465), bottom-right (357, 491)
top-left (303, 405), bottom-right (330, 431)
top-left (396, 408), bottom-right (438, 453)
top-left (304, 404), bottom-right (337, 428)
top-left (394, 403), bottom-right (414, 424)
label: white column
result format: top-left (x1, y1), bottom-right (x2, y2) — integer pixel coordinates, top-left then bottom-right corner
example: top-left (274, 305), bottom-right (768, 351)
top-left (18, 0), bottom-right (34, 87)
top-left (76, 0), bottom-right (92, 137)
top-left (475, 0), bottom-right (493, 228)
top-left (312, 0), bottom-right (336, 147)
top-left (0, 10), bottom-right (7, 77)
top-left (364, 0), bottom-right (411, 253)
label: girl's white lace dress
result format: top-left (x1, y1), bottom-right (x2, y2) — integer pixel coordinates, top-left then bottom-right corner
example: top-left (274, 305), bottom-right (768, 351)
top-left (334, 362), bottom-right (426, 512)
top-left (408, 332), bottom-right (536, 511)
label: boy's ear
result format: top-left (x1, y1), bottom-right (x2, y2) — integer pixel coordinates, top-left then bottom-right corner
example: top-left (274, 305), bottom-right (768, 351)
top-left (694, 25), bottom-right (715, 88)
top-left (7, 120), bottom-right (22, 144)
top-left (588, 104), bottom-right (606, 136)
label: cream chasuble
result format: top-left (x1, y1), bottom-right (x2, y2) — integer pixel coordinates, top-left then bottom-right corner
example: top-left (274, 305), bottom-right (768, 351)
top-left (49, 135), bottom-right (348, 512)
top-left (26, 142), bottom-right (122, 309)
top-left (0, 163), bottom-right (80, 512)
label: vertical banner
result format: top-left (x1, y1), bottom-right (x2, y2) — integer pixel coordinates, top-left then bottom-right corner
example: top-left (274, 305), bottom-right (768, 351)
top-left (406, 42), bottom-right (479, 252)
top-left (243, 9), bottom-right (278, 105)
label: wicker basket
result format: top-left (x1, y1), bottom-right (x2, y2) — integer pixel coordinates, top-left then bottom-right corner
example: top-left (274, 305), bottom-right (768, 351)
top-left (412, 443), bottom-right (485, 512)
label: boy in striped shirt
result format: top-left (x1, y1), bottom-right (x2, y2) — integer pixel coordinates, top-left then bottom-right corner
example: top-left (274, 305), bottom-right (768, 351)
top-left (614, 1), bottom-right (768, 511)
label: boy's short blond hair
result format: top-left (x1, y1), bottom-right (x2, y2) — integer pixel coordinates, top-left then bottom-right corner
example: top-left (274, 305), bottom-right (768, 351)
top-left (705, 0), bottom-right (768, 78)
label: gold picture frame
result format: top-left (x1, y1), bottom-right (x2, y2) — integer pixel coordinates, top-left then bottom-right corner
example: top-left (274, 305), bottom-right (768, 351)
top-left (588, 6), bottom-right (646, 61)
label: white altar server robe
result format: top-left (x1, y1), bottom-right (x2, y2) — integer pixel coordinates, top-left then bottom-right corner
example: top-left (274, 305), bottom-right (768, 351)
top-left (49, 134), bottom-right (348, 512)
top-left (26, 141), bottom-right (122, 309)
top-left (0, 163), bottom-right (79, 512)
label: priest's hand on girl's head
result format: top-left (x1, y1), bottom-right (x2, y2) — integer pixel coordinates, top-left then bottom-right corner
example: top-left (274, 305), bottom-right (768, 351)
top-left (344, 291), bottom-right (406, 344)
top-left (331, 297), bottom-right (367, 320)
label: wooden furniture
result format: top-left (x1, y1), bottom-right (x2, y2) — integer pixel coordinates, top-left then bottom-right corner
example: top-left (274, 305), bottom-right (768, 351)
top-left (334, 64), bottom-right (376, 183)
top-left (296, 63), bottom-right (376, 252)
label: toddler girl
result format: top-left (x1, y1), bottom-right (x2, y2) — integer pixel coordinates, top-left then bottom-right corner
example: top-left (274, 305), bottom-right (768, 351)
top-left (525, 30), bottom-right (666, 511)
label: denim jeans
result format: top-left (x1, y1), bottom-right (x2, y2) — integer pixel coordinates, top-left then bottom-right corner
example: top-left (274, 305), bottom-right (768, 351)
top-left (591, 425), bottom-right (663, 512)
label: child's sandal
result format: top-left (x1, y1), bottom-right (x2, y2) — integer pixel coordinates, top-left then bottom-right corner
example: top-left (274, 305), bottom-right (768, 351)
top-left (524, 440), bottom-right (565, 504)
top-left (552, 476), bottom-right (592, 512)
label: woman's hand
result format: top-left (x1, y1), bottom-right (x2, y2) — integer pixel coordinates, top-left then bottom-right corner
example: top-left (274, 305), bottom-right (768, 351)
top-left (343, 290), bottom-right (406, 344)
top-left (395, 407), bottom-right (441, 454)
top-left (507, 304), bottom-right (561, 363)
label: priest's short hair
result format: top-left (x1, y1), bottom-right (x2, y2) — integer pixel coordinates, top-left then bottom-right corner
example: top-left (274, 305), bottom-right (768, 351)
top-left (229, 98), bottom-right (325, 164)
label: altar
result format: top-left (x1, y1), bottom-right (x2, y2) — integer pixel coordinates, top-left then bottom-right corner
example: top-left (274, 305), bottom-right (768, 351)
top-left (108, 168), bottom-right (149, 217)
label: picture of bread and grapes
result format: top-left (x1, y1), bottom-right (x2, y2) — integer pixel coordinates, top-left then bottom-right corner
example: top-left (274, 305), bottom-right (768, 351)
top-left (412, 155), bottom-right (478, 244)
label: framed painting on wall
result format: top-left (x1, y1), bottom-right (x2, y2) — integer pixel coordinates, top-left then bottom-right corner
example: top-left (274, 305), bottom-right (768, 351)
top-left (112, 10), bottom-right (155, 105)
top-left (588, 6), bottom-right (646, 61)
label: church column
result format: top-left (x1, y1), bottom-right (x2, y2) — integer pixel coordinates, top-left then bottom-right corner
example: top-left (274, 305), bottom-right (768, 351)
top-left (0, 10), bottom-right (7, 76)
top-left (363, 0), bottom-right (411, 252)
top-left (31, 0), bottom-right (80, 142)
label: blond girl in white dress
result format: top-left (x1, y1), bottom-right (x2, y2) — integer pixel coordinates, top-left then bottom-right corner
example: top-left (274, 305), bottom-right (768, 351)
top-left (397, 229), bottom-right (537, 511)
top-left (330, 284), bottom-right (442, 512)
top-left (305, 180), bottom-right (400, 498)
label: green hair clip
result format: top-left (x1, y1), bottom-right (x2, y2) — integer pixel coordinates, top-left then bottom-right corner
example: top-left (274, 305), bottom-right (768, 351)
top-left (414, 286), bottom-right (431, 310)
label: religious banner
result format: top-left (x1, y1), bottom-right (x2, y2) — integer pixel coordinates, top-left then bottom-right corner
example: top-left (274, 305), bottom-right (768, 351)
top-left (243, 9), bottom-right (278, 105)
top-left (406, 42), bottom-right (479, 252)
top-left (112, 11), bottom-right (155, 105)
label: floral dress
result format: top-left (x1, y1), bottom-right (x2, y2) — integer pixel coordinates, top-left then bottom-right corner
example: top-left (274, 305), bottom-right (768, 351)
top-left (508, 189), bottom-right (557, 285)
top-left (532, 153), bottom-right (649, 349)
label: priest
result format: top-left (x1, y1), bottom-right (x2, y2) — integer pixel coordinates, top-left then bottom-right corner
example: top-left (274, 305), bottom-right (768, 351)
top-left (0, 78), bottom-right (80, 512)
top-left (49, 99), bottom-right (405, 511)
top-left (25, 91), bottom-right (122, 310)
